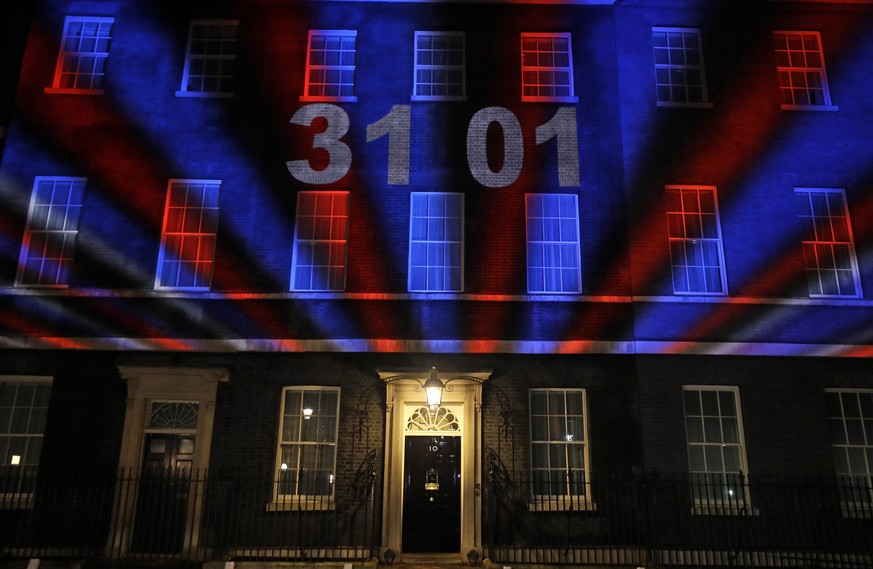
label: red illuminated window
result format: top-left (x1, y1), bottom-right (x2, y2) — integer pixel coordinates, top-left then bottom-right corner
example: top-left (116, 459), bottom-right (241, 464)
top-left (155, 180), bottom-right (220, 290)
top-left (302, 30), bottom-right (357, 102)
top-left (177, 19), bottom-right (238, 97)
top-left (16, 177), bottom-right (86, 288)
top-left (773, 31), bottom-right (834, 109)
top-left (526, 194), bottom-right (581, 294)
top-left (413, 31), bottom-right (466, 101)
top-left (520, 33), bottom-right (577, 103)
top-left (665, 186), bottom-right (727, 295)
top-left (408, 192), bottom-right (463, 292)
top-left (825, 390), bottom-right (873, 513)
top-left (796, 189), bottom-right (860, 298)
top-left (652, 27), bottom-right (710, 107)
top-left (683, 386), bottom-right (750, 513)
top-left (46, 16), bottom-right (114, 94)
top-left (291, 191), bottom-right (349, 291)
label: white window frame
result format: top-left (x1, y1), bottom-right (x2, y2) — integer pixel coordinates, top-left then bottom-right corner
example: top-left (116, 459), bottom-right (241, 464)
top-left (666, 185), bottom-right (728, 296)
top-left (683, 386), bottom-right (751, 515)
top-left (16, 176), bottom-right (86, 288)
top-left (652, 27), bottom-right (711, 108)
top-left (826, 389), bottom-right (873, 517)
top-left (0, 376), bottom-right (53, 507)
top-left (407, 192), bottom-right (464, 293)
top-left (271, 386), bottom-right (340, 510)
top-left (529, 388), bottom-right (591, 510)
top-left (45, 16), bottom-right (114, 95)
top-left (301, 30), bottom-right (357, 102)
top-left (520, 32), bottom-right (578, 103)
top-left (290, 191), bottom-right (349, 292)
top-left (525, 194), bottom-right (582, 294)
top-left (176, 19), bottom-right (239, 98)
top-left (155, 179), bottom-right (221, 291)
top-left (772, 31), bottom-right (837, 111)
top-left (412, 31), bottom-right (466, 102)
top-left (795, 188), bottom-right (861, 298)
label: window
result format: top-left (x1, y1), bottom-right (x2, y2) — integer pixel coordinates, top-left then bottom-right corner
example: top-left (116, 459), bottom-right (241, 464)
top-left (652, 27), bottom-right (709, 106)
top-left (529, 389), bottom-right (590, 505)
top-left (301, 30), bottom-right (357, 102)
top-left (826, 390), bottom-right (873, 512)
top-left (291, 191), bottom-right (349, 291)
top-left (155, 180), bottom-right (220, 290)
top-left (683, 386), bottom-right (749, 512)
top-left (772, 31), bottom-right (834, 109)
top-left (520, 32), bottom-right (577, 102)
top-left (16, 177), bottom-right (86, 287)
top-left (413, 31), bottom-right (465, 101)
top-left (526, 194), bottom-right (581, 294)
top-left (0, 377), bottom-right (52, 500)
top-left (408, 192), bottom-right (463, 292)
top-left (666, 186), bottom-right (727, 295)
top-left (47, 16), bottom-right (114, 94)
top-left (177, 19), bottom-right (238, 97)
top-left (795, 189), bottom-right (861, 298)
top-left (273, 387), bottom-right (340, 506)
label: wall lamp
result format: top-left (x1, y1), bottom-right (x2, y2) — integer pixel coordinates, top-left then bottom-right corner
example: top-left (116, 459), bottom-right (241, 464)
top-left (382, 366), bottom-right (486, 411)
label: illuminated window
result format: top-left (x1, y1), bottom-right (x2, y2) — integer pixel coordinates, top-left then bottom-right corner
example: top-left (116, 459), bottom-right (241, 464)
top-left (666, 185), bottom-right (727, 295)
top-left (408, 192), bottom-right (463, 292)
top-left (773, 31), bottom-right (834, 109)
top-left (795, 189), bottom-right (861, 298)
top-left (529, 389), bottom-right (590, 503)
top-left (683, 386), bottom-right (750, 512)
top-left (826, 390), bottom-right (873, 511)
top-left (0, 377), bottom-right (52, 499)
top-left (177, 19), bottom-right (238, 97)
top-left (413, 31), bottom-right (465, 101)
top-left (520, 32), bottom-right (577, 103)
top-left (526, 194), bottom-right (581, 294)
top-left (274, 387), bottom-right (340, 505)
top-left (16, 177), bottom-right (86, 288)
top-left (291, 191), bottom-right (349, 291)
top-left (47, 16), bottom-right (114, 94)
top-left (155, 180), bottom-right (220, 290)
top-left (301, 30), bottom-right (357, 102)
top-left (652, 27), bottom-right (709, 106)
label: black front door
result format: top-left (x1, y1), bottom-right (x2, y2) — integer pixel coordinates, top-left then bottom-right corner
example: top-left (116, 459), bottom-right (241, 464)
top-left (130, 433), bottom-right (195, 553)
top-left (402, 435), bottom-right (461, 552)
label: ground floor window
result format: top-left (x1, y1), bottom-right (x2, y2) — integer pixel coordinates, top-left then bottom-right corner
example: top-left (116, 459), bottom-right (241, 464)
top-left (0, 377), bottom-right (52, 501)
top-left (529, 388), bottom-right (589, 505)
top-left (826, 389), bottom-right (873, 512)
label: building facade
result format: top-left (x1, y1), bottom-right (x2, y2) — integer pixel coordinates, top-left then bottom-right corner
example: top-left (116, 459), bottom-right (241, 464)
top-left (1, 0), bottom-right (873, 566)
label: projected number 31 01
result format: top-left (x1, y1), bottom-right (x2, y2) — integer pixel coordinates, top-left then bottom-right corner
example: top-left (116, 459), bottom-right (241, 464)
top-left (286, 104), bottom-right (580, 188)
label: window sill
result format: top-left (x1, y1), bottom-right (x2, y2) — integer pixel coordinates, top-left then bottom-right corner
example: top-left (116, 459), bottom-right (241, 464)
top-left (780, 104), bottom-right (839, 112)
top-left (44, 87), bottom-right (104, 96)
top-left (266, 498), bottom-right (335, 511)
top-left (691, 504), bottom-right (759, 516)
top-left (411, 95), bottom-right (468, 102)
top-left (522, 96), bottom-right (579, 104)
top-left (300, 96), bottom-right (357, 103)
top-left (529, 498), bottom-right (595, 512)
top-left (657, 101), bottom-right (714, 109)
top-left (175, 91), bottom-right (234, 99)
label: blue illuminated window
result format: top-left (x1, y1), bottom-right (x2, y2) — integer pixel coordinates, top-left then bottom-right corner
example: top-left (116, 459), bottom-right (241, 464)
top-left (16, 177), bottom-right (86, 288)
top-left (652, 27), bottom-right (710, 107)
top-left (773, 31), bottom-right (834, 109)
top-left (825, 390), bottom-right (873, 511)
top-left (529, 389), bottom-right (590, 503)
top-left (413, 31), bottom-right (465, 101)
top-left (291, 191), bottom-right (349, 291)
top-left (520, 32), bottom-right (577, 103)
top-left (795, 189), bottom-right (861, 298)
top-left (302, 30), bottom-right (357, 102)
top-left (46, 16), bottom-right (114, 94)
top-left (408, 193), bottom-right (463, 292)
top-left (666, 186), bottom-right (727, 295)
top-left (526, 194), bottom-right (581, 294)
top-left (683, 386), bottom-right (750, 512)
top-left (177, 19), bottom-right (238, 98)
top-left (155, 180), bottom-right (221, 290)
